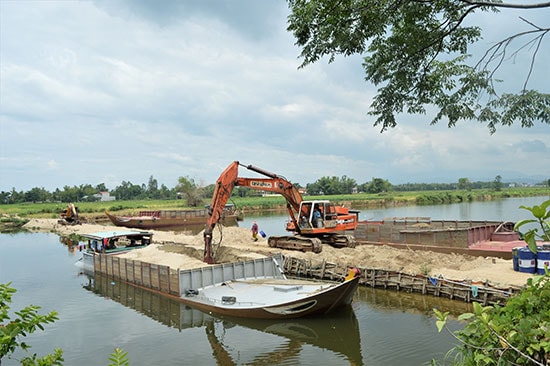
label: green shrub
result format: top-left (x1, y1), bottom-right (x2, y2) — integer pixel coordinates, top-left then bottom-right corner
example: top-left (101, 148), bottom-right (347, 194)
top-left (436, 274), bottom-right (550, 365)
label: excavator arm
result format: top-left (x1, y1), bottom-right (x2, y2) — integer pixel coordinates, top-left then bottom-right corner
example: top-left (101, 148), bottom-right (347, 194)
top-left (203, 161), bottom-right (304, 263)
top-left (204, 161), bottom-right (239, 263)
top-left (235, 164), bottom-right (304, 231)
top-left (235, 164), bottom-right (303, 213)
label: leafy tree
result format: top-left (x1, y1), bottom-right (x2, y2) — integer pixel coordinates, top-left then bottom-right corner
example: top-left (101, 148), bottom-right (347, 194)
top-left (7, 188), bottom-right (24, 204)
top-left (158, 184), bottom-right (174, 200)
top-left (319, 176), bottom-right (341, 195)
top-left (95, 183), bottom-right (107, 192)
top-left (146, 175), bottom-right (159, 199)
top-left (340, 175), bottom-right (357, 194)
top-left (0, 192), bottom-right (9, 204)
top-left (362, 177), bottom-right (392, 194)
top-left (0, 283), bottom-right (62, 365)
top-left (306, 175), bottom-right (358, 195)
top-left (176, 176), bottom-right (203, 207)
top-left (111, 181), bottom-right (144, 201)
top-left (493, 175), bottom-right (503, 192)
top-left (457, 177), bottom-right (472, 191)
top-left (287, 0), bottom-right (550, 133)
top-left (24, 187), bottom-right (51, 203)
top-left (78, 184), bottom-right (101, 201)
top-left (58, 186), bottom-right (80, 203)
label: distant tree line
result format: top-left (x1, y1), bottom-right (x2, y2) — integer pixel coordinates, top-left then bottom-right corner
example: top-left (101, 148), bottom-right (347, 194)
top-left (1, 174), bottom-right (548, 204)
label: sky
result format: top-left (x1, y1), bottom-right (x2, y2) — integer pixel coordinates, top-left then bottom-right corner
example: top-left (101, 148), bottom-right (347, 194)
top-left (1, 0), bottom-right (549, 192)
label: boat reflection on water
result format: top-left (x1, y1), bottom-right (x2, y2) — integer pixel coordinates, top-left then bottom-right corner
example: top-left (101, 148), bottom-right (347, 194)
top-left (356, 285), bottom-right (474, 318)
top-left (217, 307), bottom-right (363, 365)
top-left (80, 273), bottom-right (364, 365)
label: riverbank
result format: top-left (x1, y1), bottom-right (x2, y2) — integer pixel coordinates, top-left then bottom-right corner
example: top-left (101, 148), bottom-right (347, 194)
top-left (22, 219), bottom-right (534, 288)
top-left (2, 186), bottom-right (548, 220)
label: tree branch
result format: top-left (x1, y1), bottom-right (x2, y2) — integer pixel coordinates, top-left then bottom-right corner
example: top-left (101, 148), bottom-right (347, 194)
top-left (459, 0), bottom-right (550, 9)
top-left (475, 27), bottom-right (549, 92)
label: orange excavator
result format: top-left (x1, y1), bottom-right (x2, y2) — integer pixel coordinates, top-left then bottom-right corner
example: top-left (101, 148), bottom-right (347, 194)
top-left (58, 203), bottom-right (81, 225)
top-left (203, 161), bottom-right (359, 263)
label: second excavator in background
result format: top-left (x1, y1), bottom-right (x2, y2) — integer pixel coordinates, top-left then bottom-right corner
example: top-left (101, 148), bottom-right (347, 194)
top-left (203, 161), bottom-right (359, 263)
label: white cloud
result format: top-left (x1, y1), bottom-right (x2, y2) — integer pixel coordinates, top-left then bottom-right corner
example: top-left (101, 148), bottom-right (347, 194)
top-left (47, 160), bottom-right (59, 170)
top-left (0, 1), bottom-right (548, 192)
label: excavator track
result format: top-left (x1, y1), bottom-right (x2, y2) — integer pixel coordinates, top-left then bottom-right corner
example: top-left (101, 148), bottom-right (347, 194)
top-left (268, 235), bottom-right (323, 253)
top-left (324, 234), bottom-right (356, 248)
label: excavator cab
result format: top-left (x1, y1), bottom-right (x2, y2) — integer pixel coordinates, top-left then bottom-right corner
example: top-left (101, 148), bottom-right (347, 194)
top-left (283, 199), bottom-right (357, 250)
top-left (290, 200), bottom-right (340, 231)
top-left (298, 202), bottom-right (313, 228)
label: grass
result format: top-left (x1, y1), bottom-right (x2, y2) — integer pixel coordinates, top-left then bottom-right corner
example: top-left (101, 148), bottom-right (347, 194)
top-left (0, 186), bottom-right (548, 219)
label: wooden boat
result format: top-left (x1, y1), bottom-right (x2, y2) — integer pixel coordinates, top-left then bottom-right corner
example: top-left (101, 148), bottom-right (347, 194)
top-left (179, 254), bottom-right (361, 319)
top-left (104, 205), bottom-right (240, 230)
top-left (76, 229), bottom-right (153, 273)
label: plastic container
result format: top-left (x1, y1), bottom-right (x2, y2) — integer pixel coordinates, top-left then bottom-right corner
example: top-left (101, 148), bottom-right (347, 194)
top-left (518, 247), bottom-right (536, 273)
top-left (536, 249), bottom-right (550, 274)
top-left (259, 230), bottom-right (266, 238)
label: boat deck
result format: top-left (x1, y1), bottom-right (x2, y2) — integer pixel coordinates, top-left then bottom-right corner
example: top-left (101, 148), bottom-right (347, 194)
top-left (192, 279), bottom-right (336, 309)
top-left (468, 239), bottom-right (527, 258)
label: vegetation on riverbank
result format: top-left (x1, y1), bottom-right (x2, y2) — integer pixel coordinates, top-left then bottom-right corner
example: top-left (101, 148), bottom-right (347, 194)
top-left (0, 186), bottom-right (547, 221)
top-left (0, 215), bottom-right (30, 232)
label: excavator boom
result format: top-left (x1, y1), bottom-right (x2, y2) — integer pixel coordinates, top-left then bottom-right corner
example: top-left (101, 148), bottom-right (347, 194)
top-left (203, 161), bottom-right (239, 263)
top-left (238, 164), bottom-right (303, 213)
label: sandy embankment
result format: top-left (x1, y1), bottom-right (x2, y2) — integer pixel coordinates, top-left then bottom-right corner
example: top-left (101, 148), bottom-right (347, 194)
top-left (23, 218), bottom-right (533, 287)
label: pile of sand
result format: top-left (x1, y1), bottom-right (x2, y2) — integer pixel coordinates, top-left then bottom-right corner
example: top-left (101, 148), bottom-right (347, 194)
top-left (23, 219), bottom-right (533, 287)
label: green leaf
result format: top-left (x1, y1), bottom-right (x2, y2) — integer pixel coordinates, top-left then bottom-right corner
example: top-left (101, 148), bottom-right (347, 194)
top-left (532, 204), bottom-right (547, 219)
top-left (108, 347), bottom-right (129, 366)
top-left (472, 301), bottom-right (483, 315)
top-left (436, 320), bottom-right (446, 333)
top-left (524, 231), bottom-right (538, 254)
top-left (458, 312), bottom-right (474, 321)
top-left (514, 219), bottom-right (536, 231)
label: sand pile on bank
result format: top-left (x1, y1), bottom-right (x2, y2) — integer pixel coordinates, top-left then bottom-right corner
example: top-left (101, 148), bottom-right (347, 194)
top-left (23, 219), bottom-right (533, 287)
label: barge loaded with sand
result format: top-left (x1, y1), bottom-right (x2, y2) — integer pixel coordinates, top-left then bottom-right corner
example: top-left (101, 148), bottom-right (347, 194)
top-left (354, 217), bottom-right (524, 259)
top-left (105, 204), bottom-right (240, 230)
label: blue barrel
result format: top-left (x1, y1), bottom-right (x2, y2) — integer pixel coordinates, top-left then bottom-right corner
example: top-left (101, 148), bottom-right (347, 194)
top-left (518, 247), bottom-right (536, 273)
top-left (537, 249), bottom-right (550, 274)
top-left (512, 247), bottom-right (521, 271)
top-left (259, 230), bottom-right (266, 238)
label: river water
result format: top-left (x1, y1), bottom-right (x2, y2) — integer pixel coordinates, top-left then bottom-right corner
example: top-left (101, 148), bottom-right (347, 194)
top-left (240, 195), bottom-right (549, 238)
top-left (1, 195), bottom-right (548, 365)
